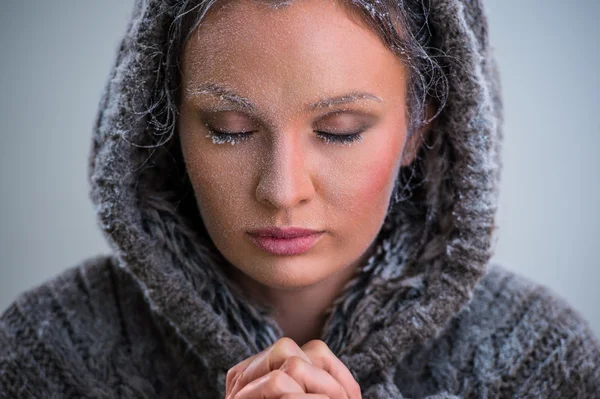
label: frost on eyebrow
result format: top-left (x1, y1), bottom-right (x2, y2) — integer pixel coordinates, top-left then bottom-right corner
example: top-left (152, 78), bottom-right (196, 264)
top-left (251, 0), bottom-right (295, 9)
top-left (185, 83), bottom-right (256, 112)
top-left (186, 82), bottom-right (382, 114)
top-left (308, 92), bottom-right (382, 110)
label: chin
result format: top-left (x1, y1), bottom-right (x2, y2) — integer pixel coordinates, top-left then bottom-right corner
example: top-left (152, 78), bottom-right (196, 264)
top-left (247, 257), bottom-right (334, 290)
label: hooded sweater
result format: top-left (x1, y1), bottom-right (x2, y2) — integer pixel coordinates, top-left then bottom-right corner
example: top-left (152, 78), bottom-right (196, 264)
top-left (1, 0), bottom-right (599, 398)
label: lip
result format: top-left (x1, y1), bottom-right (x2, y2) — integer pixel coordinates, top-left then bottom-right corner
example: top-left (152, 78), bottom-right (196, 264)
top-left (247, 227), bottom-right (325, 256)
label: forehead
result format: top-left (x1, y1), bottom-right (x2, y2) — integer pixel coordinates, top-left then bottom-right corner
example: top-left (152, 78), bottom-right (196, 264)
top-left (180, 0), bottom-right (407, 114)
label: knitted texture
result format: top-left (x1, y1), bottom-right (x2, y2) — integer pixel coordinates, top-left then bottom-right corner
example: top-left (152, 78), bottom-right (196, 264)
top-left (1, 0), bottom-right (599, 397)
top-left (2, 258), bottom-right (598, 398)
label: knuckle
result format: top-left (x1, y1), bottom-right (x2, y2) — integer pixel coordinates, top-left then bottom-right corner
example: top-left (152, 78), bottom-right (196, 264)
top-left (302, 340), bottom-right (332, 366)
top-left (303, 339), bottom-right (331, 354)
top-left (269, 369), bottom-right (290, 390)
top-left (281, 355), bottom-right (305, 374)
top-left (275, 337), bottom-right (302, 356)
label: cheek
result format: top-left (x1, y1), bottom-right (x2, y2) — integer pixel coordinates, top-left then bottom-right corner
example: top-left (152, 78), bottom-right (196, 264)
top-left (326, 131), bottom-right (404, 220)
top-left (179, 134), bottom-right (253, 237)
top-left (362, 150), bottom-right (399, 202)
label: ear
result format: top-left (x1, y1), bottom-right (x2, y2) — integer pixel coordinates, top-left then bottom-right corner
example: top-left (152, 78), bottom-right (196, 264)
top-left (400, 129), bottom-right (423, 167)
top-left (400, 105), bottom-right (435, 167)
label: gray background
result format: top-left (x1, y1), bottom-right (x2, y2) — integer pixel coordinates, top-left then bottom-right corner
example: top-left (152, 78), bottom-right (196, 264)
top-left (1, 1), bottom-right (599, 336)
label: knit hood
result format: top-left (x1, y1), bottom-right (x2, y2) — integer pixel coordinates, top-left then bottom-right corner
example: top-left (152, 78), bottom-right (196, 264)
top-left (89, 0), bottom-right (502, 394)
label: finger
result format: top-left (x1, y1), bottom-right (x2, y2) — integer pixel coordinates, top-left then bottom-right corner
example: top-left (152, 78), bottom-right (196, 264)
top-left (280, 356), bottom-right (348, 399)
top-left (226, 352), bottom-right (262, 395)
top-left (280, 395), bottom-right (330, 399)
top-left (301, 340), bottom-right (361, 399)
top-left (233, 370), bottom-right (304, 399)
top-left (227, 353), bottom-right (262, 397)
top-left (229, 337), bottom-right (312, 398)
top-left (227, 338), bottom-right (306, 396)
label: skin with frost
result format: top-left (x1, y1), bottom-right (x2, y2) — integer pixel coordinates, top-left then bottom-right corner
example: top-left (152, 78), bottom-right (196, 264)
top-left (177, 0), bottom-right (420, 346)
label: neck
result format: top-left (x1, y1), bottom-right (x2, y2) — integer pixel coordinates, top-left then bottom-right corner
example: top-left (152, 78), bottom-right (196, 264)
top-left (225, 245), bottom-right (374, 347)
top-left (267, 266), bottom-right (357, 346)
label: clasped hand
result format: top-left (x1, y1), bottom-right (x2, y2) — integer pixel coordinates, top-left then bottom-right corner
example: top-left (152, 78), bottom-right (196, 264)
top-left (225, 337), bottom-right (362, 399)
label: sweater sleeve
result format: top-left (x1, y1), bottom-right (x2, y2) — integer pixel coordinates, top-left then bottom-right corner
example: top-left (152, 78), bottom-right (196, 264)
top-left (361, 379), bottom-right (461, 399)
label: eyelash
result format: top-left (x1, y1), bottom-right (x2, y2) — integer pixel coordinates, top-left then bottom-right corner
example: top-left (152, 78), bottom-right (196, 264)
top-left (205, 129), bottom-right (364, 146)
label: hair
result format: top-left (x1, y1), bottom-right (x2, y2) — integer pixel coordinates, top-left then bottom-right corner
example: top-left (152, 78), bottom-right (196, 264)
top-left (133, 0), bottom-right (450, 241)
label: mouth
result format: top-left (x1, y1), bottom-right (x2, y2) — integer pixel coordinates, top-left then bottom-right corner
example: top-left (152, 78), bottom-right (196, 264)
top-left (246, 227), bottom-right (325, 256)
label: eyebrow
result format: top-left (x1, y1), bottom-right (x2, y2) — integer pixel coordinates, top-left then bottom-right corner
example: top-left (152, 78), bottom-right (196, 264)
top-left (185, 83), bottom-right (382, 112)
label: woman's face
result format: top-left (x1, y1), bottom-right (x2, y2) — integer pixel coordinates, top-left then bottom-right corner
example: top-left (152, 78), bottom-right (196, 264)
top-left (178, 0), bottom-right (417, 291)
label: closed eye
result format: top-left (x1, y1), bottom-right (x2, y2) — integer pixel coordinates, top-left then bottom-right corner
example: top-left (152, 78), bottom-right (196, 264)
top-left (315, 130), bottom-right (363, 145)
top-left (204, 128), bottom-right (364, 146)
top-left (205, 128), bottom-right (257, 145)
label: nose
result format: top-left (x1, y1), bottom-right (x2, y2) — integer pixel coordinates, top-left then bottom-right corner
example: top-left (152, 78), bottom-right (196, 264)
top-left (255, 132), bottom-right (315, 210)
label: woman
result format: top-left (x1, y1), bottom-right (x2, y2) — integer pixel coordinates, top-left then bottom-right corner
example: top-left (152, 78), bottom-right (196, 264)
top-left (1, 0), bottom-right (598, 397)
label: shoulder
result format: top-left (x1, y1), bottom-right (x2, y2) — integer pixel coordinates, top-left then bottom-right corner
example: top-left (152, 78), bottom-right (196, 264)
top-left (468, 262), bottom-right (598, 345)
top-left (396, 263), bottom-right (600, 398)
top-left (0, 254), bottom-right (135, 347)
top-left (460, 263), bottom-right (600, 396)
top-left (0, 254), bottom-right (147, 398)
